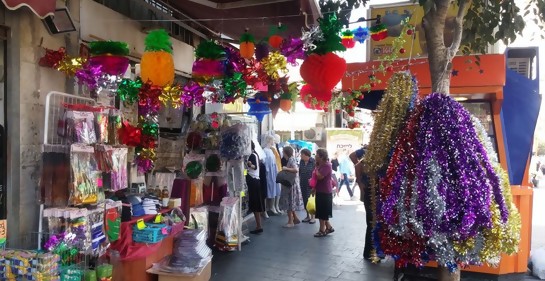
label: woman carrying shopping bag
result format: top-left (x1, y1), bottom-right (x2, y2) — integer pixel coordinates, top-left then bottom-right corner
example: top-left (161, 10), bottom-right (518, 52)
top-left (310, 149), bottom-right (334, 237)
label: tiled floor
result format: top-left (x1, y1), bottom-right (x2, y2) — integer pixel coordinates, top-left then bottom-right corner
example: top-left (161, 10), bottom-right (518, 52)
top-left (210, 197), bottom-right (395, 281)
top-left (210, 190), bottom-right (540, 281)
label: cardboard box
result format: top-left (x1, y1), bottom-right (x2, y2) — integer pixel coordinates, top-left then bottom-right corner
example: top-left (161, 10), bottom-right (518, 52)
top-left (146, 260), bottom-right (211, 281)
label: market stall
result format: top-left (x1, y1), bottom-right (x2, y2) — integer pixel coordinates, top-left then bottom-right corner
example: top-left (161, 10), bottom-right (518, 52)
top-left (342, 52), bottom-right (540, 278)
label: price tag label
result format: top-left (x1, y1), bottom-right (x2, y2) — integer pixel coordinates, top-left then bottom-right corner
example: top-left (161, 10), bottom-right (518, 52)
top-left (136, 219), bottom-right (146, 230)
top-left (154, 214), bottom-right (162, 223)
top-left (161, 227), bottom-right (168, 235)
top-left (240, 191), bottom-right (246, 197)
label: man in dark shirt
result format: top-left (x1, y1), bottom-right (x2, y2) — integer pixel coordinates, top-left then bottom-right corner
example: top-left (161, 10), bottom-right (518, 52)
top-left (349, 145), bottom-right (374, 261)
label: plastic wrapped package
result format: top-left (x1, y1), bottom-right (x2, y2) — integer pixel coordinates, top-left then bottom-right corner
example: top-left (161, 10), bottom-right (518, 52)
top-left (219, 123), bottom-right (251, 160)
top-left (108, 109), bottom-right (122, 145)
top-left (0, 250), bottom-right (60, 280)
top-left (187, 206), bottom-right (208, 232)
top-left (64, 111), bottom-right (97, 144)
top-left (204, 151), bottom-right (225, 177)
top-left (70, 144), bottom-right (102, 205)
top-left (183, 153), bottom-right (205, 180)
top-left (226, 160), bottom-right (246, 195)
top-left (40, 151), bottom-right (71, 207)
top-left (154, 228), bottom-right (212, 274)
top-left (95, 110), bottom-right (109, 144)
top-left (214, 197), bottom-right (240, 251)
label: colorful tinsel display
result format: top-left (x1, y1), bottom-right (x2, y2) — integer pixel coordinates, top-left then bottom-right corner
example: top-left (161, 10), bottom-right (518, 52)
top-left (470, 116), bottom-right (521, 265)
top-left (261, 51), bottom-right (288, 80)
top-left (379, 93), bottom-right (510, 271)
top-left (362, 72), bottom-right (417, 259)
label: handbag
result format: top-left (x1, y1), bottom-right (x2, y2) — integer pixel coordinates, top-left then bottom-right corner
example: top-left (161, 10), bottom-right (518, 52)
top-left (276, 170), bottom-right (296, 187)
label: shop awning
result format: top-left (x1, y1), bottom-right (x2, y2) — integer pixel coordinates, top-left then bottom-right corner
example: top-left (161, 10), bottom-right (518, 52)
top-left (2, 0), bottom-right (55, 18)
top-left (166, 0), bottom-right (321, 40)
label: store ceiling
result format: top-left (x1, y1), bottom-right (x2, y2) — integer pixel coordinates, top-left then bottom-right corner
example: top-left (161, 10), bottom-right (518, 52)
top-left (164, 0), bottom-right (321, 41)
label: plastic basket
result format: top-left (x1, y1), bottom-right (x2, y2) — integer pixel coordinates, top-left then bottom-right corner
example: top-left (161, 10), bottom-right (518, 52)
top-left (132, 224), bottom-right (170, 244)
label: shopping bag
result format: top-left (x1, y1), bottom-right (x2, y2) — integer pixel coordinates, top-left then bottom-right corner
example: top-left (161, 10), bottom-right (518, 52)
top-left (306, 195), bottom-right (316, 215)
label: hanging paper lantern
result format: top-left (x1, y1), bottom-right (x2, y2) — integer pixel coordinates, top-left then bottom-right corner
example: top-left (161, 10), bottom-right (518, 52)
top-left (341, 30), bottom-right (356, 49)
top-left (239, 32), bottom-right (255, 59)
top-left (352, 26), bottom-right (369, 43)
top-left (192, 40), bottom-right (226, 82)
top-left (370, 23), bottom-right (388, 41)
top-left (279, 99), bottom-right (292, 112)
top-left (247, 97), bottom-right (271, 122)
top-left (141, 30), bottom-right (175, 86)
top-left (300, 84), bottom-right (332, 110)
top-left (269, 35), bottom-right (284, 49)
top-left (88, 41), bottom-right (130, 76)
top-left (300, 53), bottom-right (347, 92)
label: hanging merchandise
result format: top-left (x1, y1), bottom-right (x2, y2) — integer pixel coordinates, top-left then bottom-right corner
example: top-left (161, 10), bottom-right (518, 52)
top-left (180, 81), bottom-right (204, 107)
top-left (370, 21), bottom-right (388, 41)
top-left (341, 30), bottom-right (356, 48)
top-left (63, 110), bottom-right (98, 145)
top-left (117, 78), bottom-right (143, 105)
top-left (239, 31), bottom-right (255, 59)
top-left (246, 97), bottom-right (271, 122)
top-left (352, 26), bottom-right (369, 43)
top-left (255, 42), bottom-right (270, 61)
top-left (183, 153), bottom-right (205, 180)
top-left (95, 109), bottom-right (110, 144)
top-left (260, 51), bottom-right (288, 80)
top-left (268, 24), bottom-right (287, 49)
top-left (379, 93), bottom-right (514, 271)
top-left (279, 37), bottom-right (306, 66)
top-left (471, 117), bottom-right (521, 265)
top-left (299, 14), bottom-right (346, 108)
top-left (136, 78), bottom-right (162, 173)
top-left (362, 72), bottom-right (418, 259)
top-left (141, 30), bottom-right (175, 87)
top-left (70, 144), bottom-right (102, 205)
top-left (117, 120), bottom-right (141, 147)
top-left (107, 109), bottom-right (123, 145)
top-left (219, 123), bottom-right (251, 160)
top-left (39, 47), bottom-right (66, 68)
top-left (300, 84), bottom-right (332, 110)
top-left (88, 41), bottom-right (130, 76)
top-left (205, 152), bottom-right (223, 175)
top-left (192, 40), bottom-right (226, 82)
top-left (300, 52), bottom-right (347, 92)
top-left (278, 82), bottom-right (298, 112)
top-left (40, 151), bottom-right (71, 207)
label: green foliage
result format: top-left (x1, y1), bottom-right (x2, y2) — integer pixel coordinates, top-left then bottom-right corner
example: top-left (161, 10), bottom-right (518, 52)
top-left (416, 0), bottom-right (545, 55)
top-left (144, 29), bottom-right (173, 53)
top-left (319, 0), bottom-right (369, 28)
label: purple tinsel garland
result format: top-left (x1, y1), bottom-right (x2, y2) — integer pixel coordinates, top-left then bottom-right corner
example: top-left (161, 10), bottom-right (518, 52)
top-left (380, 93), bottom-right (508, 268)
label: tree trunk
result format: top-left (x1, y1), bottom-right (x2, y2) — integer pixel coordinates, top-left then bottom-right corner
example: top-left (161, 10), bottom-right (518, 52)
top-left (422, 0), bottom-right (469, 280)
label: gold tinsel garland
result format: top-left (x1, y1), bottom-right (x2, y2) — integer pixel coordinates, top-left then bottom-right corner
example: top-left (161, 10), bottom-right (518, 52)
top-left (362, 72), bottom-right (417, 261)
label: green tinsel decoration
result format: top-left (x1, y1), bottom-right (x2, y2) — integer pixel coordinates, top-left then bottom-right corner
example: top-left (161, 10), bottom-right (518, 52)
top-left (195, 40), bottom-right (226, 60)
top-left (240, 32), bottom-right (255, 43)
top-left (311, 13), bottom-right (346, 55)
top-left (144, 29), bottom-right (173, 54)
top-left (89, 41), bottom-right (130, 56)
